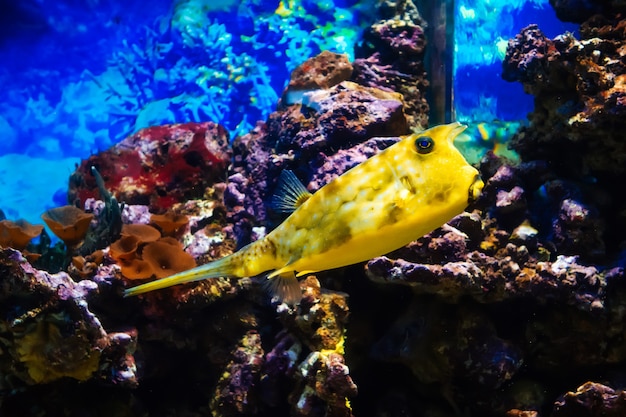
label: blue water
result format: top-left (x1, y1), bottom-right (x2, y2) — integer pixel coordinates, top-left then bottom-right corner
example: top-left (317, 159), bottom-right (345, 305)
top-left (0, 0), bottom-right (578, 228)
top-left (0, 0), bottom-right (363, 225)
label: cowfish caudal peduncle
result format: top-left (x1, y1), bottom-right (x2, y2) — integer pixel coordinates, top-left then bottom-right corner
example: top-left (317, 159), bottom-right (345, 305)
top-left (124, 123), bottom-right (484, 303)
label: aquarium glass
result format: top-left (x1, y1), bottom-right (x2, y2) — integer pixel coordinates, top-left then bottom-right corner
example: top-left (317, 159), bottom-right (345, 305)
top-left (453, 0), bottom-right (577, 123)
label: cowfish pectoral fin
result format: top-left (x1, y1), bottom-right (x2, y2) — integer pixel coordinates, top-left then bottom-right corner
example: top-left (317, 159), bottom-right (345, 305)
top-left (269, 170), bottom-right (312, 213)
top-left (263, 271), bottom-right (302, 305)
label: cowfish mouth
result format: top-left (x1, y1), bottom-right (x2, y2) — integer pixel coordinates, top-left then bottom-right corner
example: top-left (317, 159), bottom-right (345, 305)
top-left (468, 175), bottom-right (484, 203)
top-left (447, 122), bottom-right (468, 144)
top-left (445, 122), bottom-right (483, 204)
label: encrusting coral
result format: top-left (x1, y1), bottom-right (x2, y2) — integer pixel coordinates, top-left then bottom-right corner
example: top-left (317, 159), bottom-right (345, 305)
top-left (0, 247), bottom-right (137, 391)
top-left (68, 122), bottom-right (232, 211)
top-left (15, 311), bottom-right (102, 384)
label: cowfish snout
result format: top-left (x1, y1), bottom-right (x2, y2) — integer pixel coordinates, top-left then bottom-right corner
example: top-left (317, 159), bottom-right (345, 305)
top-left (468, 175), bottom-right (484, 203)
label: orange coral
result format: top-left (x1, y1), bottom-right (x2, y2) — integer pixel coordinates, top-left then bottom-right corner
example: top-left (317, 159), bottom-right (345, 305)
top-left (155, 236), bottom-right (183, 247)
top-left (150, 212), bottom-right (189, 236)
top-left (109, 235), bottom-right (140, 262)
top-left (0, 219), bottom-right (44, 250)
top-left (121, 224), bottom-right (161, 243)
top-left (41, 206), bottom-right (94, 248)
top-left (120, 258), bottom-right (154, 280)
top-left (110, 219), bottom-right (195, 281)
top-left (71, 250), bottom-right (105, 279)
top-left (142, 240), bottom-right (196, 278)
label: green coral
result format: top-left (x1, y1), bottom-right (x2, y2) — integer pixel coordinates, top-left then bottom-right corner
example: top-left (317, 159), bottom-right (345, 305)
top-left (14, 312), bottom-right (101, 384)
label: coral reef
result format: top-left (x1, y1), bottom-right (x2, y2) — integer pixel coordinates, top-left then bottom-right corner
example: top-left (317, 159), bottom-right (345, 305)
top-left (501, 15), bottom-right (626, 260)
top-left (69, 122), bottom-right (231, 211)
top-left (503, 21), bottom-right (626, 176)
top-left (6, 1), bottom-right (626, 416)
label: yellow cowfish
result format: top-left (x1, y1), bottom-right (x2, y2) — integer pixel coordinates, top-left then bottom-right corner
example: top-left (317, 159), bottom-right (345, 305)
top-left (124, 123), bottom-right (484, 303)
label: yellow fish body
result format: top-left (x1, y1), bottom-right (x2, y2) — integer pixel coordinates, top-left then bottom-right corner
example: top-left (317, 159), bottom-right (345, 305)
top-left (124, 123), bottom-right (484, 302)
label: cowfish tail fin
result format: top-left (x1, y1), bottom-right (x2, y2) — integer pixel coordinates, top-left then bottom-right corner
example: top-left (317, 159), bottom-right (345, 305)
top-left (123, 254), bottom-right (235, 297)
top-left (263, 271), bottom-right (302, 305)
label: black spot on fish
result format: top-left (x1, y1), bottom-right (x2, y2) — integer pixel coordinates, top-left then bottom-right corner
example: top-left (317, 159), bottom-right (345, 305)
top-left (263, 238), bottom-right (278, 258)
top-left (431, 191), bottom-right (448, 204)
top-left (320, 222), bottom-right (352, 252)
top-left (377, 204), bottom-right (403, 228)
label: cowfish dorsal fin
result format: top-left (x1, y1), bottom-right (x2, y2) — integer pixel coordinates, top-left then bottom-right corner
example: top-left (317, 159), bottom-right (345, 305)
top-left (270, 170), bottom-right (312, 213)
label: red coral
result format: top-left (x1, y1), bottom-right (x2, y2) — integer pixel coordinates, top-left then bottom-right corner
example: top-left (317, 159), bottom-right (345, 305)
top-left (69, 122), bottom-right (231, 210)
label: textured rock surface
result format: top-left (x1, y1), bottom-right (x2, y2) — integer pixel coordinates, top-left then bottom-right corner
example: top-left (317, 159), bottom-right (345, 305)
top-left (0, 248), bottom-right (136, 391)
top-left (69, 122), bottom-right (231, 210)
top-left (229, 79), bottom-right (409, 243)
top-left (352, 0), bottom-right (429, 128)
top-left (281, 50), bottom-right (353, 105)
top-left (503, 23), bottom-right (626, 176)
top-left (553, 382), bottom-right (626, 416)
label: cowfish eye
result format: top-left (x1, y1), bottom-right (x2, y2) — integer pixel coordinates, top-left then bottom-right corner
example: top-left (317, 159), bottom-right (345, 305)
top-left (415, 136), bottom-right (434, 154)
